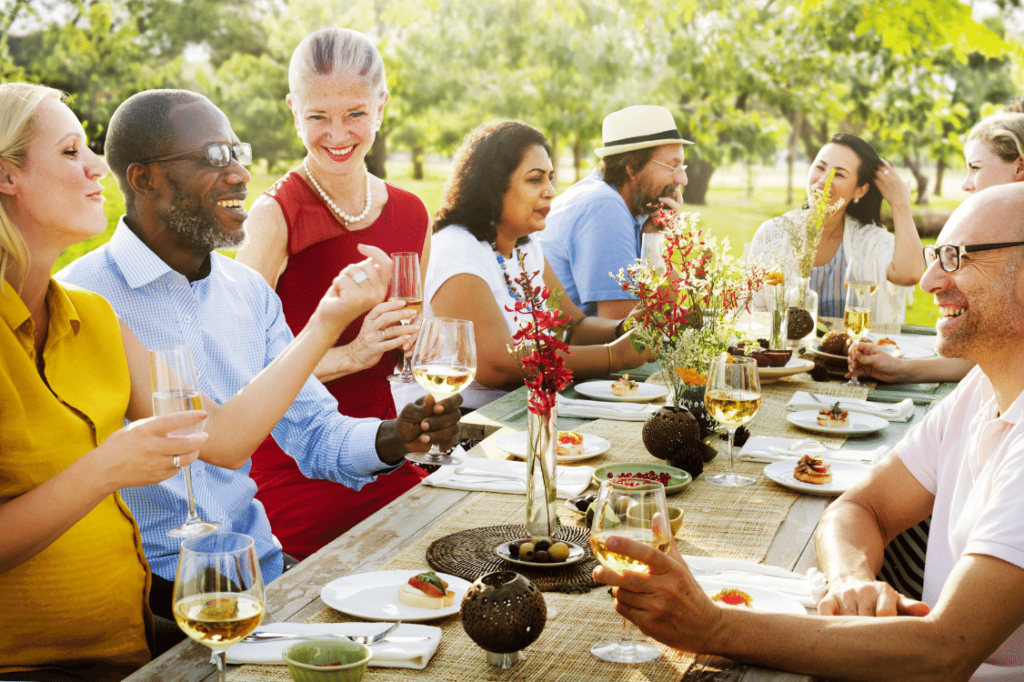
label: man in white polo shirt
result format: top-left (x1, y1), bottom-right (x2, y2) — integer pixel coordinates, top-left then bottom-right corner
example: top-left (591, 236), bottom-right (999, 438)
top-left (595, 183), bottom-right (1024, 681)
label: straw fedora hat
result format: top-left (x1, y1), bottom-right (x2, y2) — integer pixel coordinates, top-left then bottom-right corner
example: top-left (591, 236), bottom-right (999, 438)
top-left (594, 105), bottom-right (693, 158)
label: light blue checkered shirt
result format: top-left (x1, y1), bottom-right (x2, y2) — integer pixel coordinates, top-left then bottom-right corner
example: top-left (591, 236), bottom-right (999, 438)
top-left (57, 219), bottom-right (384, 582)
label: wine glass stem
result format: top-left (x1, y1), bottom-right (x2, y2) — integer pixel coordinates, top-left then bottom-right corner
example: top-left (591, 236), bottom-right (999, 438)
top-left (183, 464), bottom-right (201, 524)
top-left (726, 427), bottom-right (737, 475)
top-left (619, 615), bottom-right (635, 651)
top-left (215, 650), bottom-right (227, 682)
top-left (400, 348), bottom-right (413, 379)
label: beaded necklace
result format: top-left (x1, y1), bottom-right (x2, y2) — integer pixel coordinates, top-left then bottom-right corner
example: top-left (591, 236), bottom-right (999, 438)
top-left (303, 161), bottom-right (372, 224)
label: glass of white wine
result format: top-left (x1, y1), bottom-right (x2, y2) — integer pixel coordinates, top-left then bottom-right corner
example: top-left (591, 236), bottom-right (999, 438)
top-left (590, 477), bottom-right (672, 663)
top-left (151, 345), bottom-right (220, 537)
top-left (640, 232), bottom-right (667, 277)
top-left (842, 256), bottom-right (879, 387)
top-left (173, 532), bottom-right (265, 682)
top-left (406, 316), bottom-right (476, 467)
top-left (704, 355), bottom-right (762, 487)
top-left (388, 251), bottom-right (423, 384)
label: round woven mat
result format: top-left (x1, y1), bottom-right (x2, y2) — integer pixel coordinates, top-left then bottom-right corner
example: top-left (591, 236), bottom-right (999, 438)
top-left (426, 524), bottom-right (598, 593)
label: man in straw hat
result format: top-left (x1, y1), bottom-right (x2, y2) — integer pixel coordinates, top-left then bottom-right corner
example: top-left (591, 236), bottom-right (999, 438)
top-left (538, 105), bottom-right (691, 320)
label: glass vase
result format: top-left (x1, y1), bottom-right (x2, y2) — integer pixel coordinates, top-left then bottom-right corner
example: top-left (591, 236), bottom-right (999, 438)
top-left (525, 402), bottom-right (558, 539)
top-left (786, 275), bottom-right (818, 345)
top-left (767, 283), bottom-right (788, 350)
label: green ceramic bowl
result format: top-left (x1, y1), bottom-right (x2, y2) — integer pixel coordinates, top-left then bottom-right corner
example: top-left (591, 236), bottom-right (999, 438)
top-left (282, 640), bottom-right (372, 682)
top-left (592, 463), bottom-right (693, 494)
top-left (626, 504), bottom-right (685, 535)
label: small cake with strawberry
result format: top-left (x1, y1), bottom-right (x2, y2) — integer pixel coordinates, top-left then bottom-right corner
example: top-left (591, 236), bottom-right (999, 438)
top-left (557, 430), bottom-right (585, 458)
top-left (793, 454), bottom-right (832, 485)
top-left (709, 587), bottom-right (754, 608)
top-left (611, 374), bottom-right (639, 397)
top-left (817, 401), bottom-right (849, 428)
top-left (398, 571), bottom-right (455, 609)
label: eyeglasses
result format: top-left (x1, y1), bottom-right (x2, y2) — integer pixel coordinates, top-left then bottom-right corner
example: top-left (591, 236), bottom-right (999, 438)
top-left (923, 241), bottom-right (1024, 272)
top-left (138, 142), bottom-right (252, 168)
top-left (650, 159), bottom-right (688, 177)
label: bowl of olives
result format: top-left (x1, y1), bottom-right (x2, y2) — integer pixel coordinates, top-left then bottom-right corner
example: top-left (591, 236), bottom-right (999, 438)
top-left (495, 537), bottom-right (585, 568)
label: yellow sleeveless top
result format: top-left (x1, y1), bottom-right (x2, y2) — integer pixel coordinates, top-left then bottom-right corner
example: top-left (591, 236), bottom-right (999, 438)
top-left (0, 281), bottom-right (151, 681)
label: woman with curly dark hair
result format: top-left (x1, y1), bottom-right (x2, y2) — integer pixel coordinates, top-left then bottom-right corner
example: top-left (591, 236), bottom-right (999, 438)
top-left (425, 120), bottom-right (649, 407)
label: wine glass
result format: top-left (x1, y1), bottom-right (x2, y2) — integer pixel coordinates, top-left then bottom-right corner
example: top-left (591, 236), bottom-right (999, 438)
top-left (151, 345), bottom-right (221, 537)
top-left (173, 532), bottom-right (265, 682)
top-left (406, 317), bottom-right (476, 467)
top-left (589, 477), bottom-right (672, 663)
top-left (388, 251), bottom-right (423, 384)
top-left (704, 355), bottom-right (762, 487)
top-left (843, 256), bottom-right (879, 387)
top-left (640, 232), bottom-right (666, 277)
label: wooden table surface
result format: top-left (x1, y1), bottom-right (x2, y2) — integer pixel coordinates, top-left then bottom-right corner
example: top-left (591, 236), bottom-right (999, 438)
top-left (126, 367), bottom-right (949, 682)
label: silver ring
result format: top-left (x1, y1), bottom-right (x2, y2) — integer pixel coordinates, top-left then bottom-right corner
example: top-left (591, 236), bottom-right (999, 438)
top-left (380, 330), bottom-right (387, 341)
top-left (883, 170), bottom-right (890, 175)
top-left (351, 270), bottom-right (369, 285)
top-left (173, 455), bottom-right (181, 469)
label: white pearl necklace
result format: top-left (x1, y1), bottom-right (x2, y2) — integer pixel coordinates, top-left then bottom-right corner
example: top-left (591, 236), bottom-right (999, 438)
top-left (304, 161), bottom-right (372, 225)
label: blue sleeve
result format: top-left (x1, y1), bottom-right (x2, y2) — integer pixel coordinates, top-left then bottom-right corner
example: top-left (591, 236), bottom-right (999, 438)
top-left (261, 289), bottom-right (385, 490)
top-left (567, 197), bottom-right (639, 307)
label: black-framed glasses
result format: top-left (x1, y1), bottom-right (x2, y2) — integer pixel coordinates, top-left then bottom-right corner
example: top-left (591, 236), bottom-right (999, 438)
top-left (138, 142), bottom-right (252, 168)
top-left (649, 159), bottom-right (688, 177)
top-left (923, 241), bottom-right (1024, 272)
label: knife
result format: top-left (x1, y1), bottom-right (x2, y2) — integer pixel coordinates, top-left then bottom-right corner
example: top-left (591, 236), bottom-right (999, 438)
top-left (242, 632), bottom-right (431, 643)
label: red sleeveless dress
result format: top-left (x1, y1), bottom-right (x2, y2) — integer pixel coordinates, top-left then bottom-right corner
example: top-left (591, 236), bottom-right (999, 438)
top-left (249, 172), bottom-right (429, 559)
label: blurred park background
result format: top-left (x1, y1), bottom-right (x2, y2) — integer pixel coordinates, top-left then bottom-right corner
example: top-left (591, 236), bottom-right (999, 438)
top-left (5, 0), bottom-right (1024, 325)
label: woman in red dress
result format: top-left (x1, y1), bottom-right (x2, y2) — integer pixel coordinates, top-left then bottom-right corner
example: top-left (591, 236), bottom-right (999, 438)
top-left (237, 27), bottom-right (428, 559)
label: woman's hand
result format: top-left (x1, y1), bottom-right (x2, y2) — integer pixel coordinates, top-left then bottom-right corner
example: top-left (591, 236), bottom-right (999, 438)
top-left (310, 245), bottom-right (393, 340)
top-left (92, 411), bottom-right (207, 492)
top-left (339, 299), bottom-right (419, 375)
top-left (874, 159), bottom-right (912, 212)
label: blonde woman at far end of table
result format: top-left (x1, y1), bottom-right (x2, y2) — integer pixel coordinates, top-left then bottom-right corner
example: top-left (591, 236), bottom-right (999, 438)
top-left (425, 120), bottom-right (653, 408)
top-left (849, 112), bottom-right (1024, 384)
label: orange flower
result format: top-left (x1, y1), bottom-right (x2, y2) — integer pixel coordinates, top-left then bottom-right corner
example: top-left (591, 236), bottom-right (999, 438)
top-left (764, 271), bottom-right (785, 286)
top-left (675, 367), bottom-right (707, 386)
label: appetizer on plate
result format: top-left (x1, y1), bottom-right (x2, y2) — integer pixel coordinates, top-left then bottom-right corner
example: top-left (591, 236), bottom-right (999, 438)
top-left (817, 402), bottom-right (849, 427)
top-left (793, 454), bottom-right (832, 485)
top-left (398, 571), bottom-right (455, 609)
top-left (709, 587), bottom-right (754, 608)
top-left (877, 337), bottom-right (899, 350)
top-left (557, 431), bottom-right (585, 458)
top-left (611, 374), bottom-right (639, 397)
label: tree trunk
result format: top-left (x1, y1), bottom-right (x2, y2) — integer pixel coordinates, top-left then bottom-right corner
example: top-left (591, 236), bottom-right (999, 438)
top-left (904, 155), bottom-right (929, 205)
top-left (787, 110), bottom-right (801, 205)
top-left (574, 136), bottom-right (583, 183)
top-left (682, 159), bottom-right (715, 205)
top-left (412, 146), bottom-right (424, 181)
top-left (366, 130), bottom-right (387, 179)
top-left (934, 157), bottom-right (945, 198)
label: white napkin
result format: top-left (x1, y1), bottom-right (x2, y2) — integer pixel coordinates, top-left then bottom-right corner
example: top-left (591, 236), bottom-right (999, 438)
top-left (738, 436), bottom-right (888, 465)
top-left (683, 555), bottom-right (828, 609)
top-left (556, 395), bottom-right (660, 422)
top-left (785, 391), bottom-right (914, 422)
top-left (420, 457), bottom-right (594, 499)
top-left (223, 622), bottom-right (441, 669)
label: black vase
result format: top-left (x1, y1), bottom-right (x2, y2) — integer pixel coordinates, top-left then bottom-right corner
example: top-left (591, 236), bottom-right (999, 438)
top-left (680, 385), bottom-right (716, 440)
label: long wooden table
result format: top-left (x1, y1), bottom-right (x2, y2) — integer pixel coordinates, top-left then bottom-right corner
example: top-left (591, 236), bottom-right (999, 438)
top-left (125, 367), bottom-right (949, 682)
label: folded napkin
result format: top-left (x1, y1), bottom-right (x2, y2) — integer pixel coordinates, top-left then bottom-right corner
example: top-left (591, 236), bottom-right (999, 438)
top-left (556, 395), bottom-right (659, 422)
top-left (683, 555), bottom-right (828, 609)
top-left (421, 457), bottom-right (594, 498)
top-left (223, 622), bottom-right (441, 669)
top-left (785, 391), bottom-right (914, 422)
top-left (738, 436), bottom-right (888, 465)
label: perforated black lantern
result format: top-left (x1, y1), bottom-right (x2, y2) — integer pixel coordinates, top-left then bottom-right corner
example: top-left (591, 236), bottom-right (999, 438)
top-left (460, 571), bottom-right (546, 668)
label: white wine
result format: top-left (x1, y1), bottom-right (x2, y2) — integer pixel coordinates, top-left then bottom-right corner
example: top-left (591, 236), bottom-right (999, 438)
top-left (844, 280), bottom-right (878, 295)
top-left (591, 528), bottom-right (671, 575)
top-left (389, 297), bottom-right (423, 324)
top-left (844, 307), bottom-right (871, 341)
top-left (153, 390), bottom-right (204, 436)
top-left (174, 593), bottom-right (263, 649)
top-left (413, 364), bottom-right (475, 399)
top-left (704, 390), bottom-right (761, 427)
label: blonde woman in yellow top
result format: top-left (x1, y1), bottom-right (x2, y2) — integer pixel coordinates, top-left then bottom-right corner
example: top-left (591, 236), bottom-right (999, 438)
top-left (0, 83), bottom-right (389, 681)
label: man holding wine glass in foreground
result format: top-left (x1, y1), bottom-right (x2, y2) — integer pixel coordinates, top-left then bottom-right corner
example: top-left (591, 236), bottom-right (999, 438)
top-left (57, 90), bottom-right (462, 625)
top-left (596, 185), bottom-right (1024, 680)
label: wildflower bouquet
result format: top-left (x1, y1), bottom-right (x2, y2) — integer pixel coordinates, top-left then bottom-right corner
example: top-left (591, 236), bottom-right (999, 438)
top-left (775, 169), bottom-right (845, 278)
top-left (615, 209), bottom-right (767, 408)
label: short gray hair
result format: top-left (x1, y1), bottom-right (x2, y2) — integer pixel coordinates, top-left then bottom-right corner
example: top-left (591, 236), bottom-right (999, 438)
top-left (288, 28), bottom-right (387, 102)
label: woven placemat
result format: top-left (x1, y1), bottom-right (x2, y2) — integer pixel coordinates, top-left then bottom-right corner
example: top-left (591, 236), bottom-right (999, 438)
top-left (426, 524), bottom-right (597, 593)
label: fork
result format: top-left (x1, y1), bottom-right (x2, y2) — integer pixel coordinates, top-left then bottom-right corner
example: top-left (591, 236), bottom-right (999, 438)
top-left (687, 566), bottom-right (806, 581)
top-left (242, 620), bottom-right (402, 645)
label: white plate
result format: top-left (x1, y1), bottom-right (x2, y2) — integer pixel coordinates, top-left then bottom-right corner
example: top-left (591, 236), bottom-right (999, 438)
top-left (762, 459), bottom-right (872, 496)
top-left (495, 540), bottom-right (586, 569)
top-left (321, 570), bottom-right (471, 622)
top-left (574, 380), bottom-right (669, 403)
top-left (698, 579), bottom-right (808, 614)
top-left (494, 431), bottom-right (610, 462)
top-left (786, 409), bottom-right (887, 436)
top-left (808, 345), bottom-right (847, 363)
top-left (758, 357), bottom-right (815, 383)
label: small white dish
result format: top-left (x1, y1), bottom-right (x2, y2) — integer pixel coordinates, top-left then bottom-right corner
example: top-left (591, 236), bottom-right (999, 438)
top-left (758, 358), bottom-right (815, 383)
top-left (762, 459), bottom-right (872, 496)
top-left (785, 410), bottom-right (887, 436)
top-left (697, 579), bottom-right (808, 614)
top-left (494, 431), bottom-right (610, 462)
top-left (574, 380), bottom-right (669, 403)
top-left (495, 540), bottom-right (586, 569)
top-left (321, 570), bottom-right (471, 622)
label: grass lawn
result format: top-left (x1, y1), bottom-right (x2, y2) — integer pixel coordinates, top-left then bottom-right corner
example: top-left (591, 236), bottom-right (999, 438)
top-left (55, 156), bottom-right (953, 327)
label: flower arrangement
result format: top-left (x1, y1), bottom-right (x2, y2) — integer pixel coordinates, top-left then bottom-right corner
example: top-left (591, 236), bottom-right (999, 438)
top-left (775, 169), bottom-right (845, 278)
top-left (503, 250), bottom-right (574, 415)
top-left (615, 209), bottom-right (767, 408)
